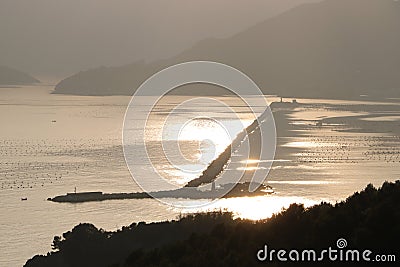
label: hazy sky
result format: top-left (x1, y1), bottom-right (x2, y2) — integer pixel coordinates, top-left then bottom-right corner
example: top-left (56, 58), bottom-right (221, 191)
top-left (0, 0), bottom-right (319, 79)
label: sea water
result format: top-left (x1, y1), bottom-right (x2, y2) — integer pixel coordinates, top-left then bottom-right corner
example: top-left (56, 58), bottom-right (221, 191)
top-left (0, 85), bottom-right (399, 266)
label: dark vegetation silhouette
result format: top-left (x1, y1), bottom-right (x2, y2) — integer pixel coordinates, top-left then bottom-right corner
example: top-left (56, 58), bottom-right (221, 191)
top-left (25, 180), bottom-right (400, 267)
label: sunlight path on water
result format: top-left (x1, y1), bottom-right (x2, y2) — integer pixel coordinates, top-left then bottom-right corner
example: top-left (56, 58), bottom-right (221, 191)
top-left (174, 196), bottom-right (321, 221)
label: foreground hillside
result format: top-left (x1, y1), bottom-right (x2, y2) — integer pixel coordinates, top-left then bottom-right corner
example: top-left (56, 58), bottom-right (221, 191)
top-left (54, 0), bottom-right (400, 99)
top-left (25, 180), bottom-right (400, 267)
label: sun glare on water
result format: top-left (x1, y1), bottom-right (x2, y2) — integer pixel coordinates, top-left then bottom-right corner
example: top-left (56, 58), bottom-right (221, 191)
top-left (178, 118), bottom-right (233, 159)
top-left (177, 196), bottom-right (319, 221)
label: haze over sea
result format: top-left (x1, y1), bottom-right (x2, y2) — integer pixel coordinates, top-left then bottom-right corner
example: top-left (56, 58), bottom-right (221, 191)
top-left (0, 85), bottom-right (399, 266)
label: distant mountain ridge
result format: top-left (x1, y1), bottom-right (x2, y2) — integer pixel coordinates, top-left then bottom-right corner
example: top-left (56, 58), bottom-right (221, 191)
top-left (54, 0), bottom-right (400, 99)
top-left (0, 66), bottom-right (39, 85)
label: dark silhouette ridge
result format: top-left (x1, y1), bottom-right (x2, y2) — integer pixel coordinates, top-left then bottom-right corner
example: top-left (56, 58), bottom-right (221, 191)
top-left (53, 0), bottom-right (400, 99)
top-left (0, 66), bottom-right (39, 85)
top-left (25, 180), bottom-right (400, 267)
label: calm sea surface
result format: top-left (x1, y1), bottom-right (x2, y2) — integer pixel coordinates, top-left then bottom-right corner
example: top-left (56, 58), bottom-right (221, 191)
top-left (0, 85), bottom-right (399, 266)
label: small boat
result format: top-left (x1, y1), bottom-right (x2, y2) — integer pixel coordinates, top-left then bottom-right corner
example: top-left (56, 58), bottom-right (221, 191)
top-left (260, 184), bottom-right (274, 194)
top-left (21, 197), bottom-right (27, 201)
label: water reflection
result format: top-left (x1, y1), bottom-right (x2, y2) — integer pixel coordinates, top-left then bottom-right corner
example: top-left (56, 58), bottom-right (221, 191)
top-left (0, 86), bottom-right (399, 266)
top-left (283, 141), bottom-right (338, 148)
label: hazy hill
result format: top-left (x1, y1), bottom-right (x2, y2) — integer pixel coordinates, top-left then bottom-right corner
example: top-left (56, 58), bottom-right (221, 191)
top-left (54, 0), bottom-right (400, 99)
top-left (0, 66), bottom-right (39, 85)
top-left (0, 0), bottom-right (315, 77)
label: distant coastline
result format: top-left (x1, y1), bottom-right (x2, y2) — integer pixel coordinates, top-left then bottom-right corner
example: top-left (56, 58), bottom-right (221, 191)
top-left (0, 66), bottom-right (39, 86)
top-left (51, 0), bottom-right (400, 99)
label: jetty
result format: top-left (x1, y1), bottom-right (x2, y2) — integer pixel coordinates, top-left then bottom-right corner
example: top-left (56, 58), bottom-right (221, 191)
top-left (48, 182), bottom-right (273, 203)
top-left (47, 103), bottom-right (295, 204)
